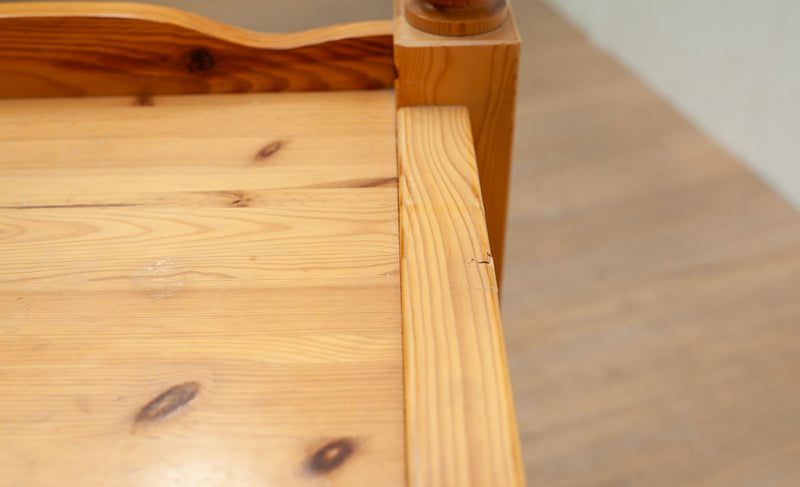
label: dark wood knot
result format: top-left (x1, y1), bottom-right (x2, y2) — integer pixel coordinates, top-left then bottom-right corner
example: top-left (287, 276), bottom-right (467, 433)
top-left (253, 140), bottom-right (285, 163)
top-left (185, 48), bottom-right (215, 73)
top-left (134, 381), bottom-right (200, 425)
top-left (306, 438), bottom-right (357, 475)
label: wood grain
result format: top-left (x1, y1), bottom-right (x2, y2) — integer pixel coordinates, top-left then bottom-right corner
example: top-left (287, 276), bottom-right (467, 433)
top-left (0, 2), bottom-right (394, 98)
top-left (503, 1), bottom-right (800, 485)
top-left (398, 106), bottom-right (524, 487)
top-left (395, 3), bottom-right (520, 282)
top-left (0, 90), bottom-right (404, 486)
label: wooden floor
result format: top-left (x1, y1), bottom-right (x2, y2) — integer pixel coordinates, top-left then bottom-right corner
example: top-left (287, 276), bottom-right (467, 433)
top-left (0, 90), bottom-right (404, 486)
top-left (503, 2), bottom-right (800, 485)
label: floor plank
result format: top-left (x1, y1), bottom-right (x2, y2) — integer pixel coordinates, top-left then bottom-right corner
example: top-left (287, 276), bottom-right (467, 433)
top-left (504, 2), bottom-right (800, 486)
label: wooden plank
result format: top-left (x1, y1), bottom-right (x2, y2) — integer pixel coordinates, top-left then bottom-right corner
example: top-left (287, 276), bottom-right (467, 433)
top-left (0, 90), bottom-right (404, 486)
top-left (397, 106), bottom-right (524, 487)
top-left (0, 94), bottom-right (398, 207)
top-left (394, 1), bottom-right (520, 282)
top-left (503, 1), bottom-right (800, 485)
top-left (0, 2), bottom-right (394, 98)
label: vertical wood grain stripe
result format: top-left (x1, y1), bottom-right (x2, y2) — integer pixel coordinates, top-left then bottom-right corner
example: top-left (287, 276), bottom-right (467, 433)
top-left (397, 106), bottom-right (525, 487)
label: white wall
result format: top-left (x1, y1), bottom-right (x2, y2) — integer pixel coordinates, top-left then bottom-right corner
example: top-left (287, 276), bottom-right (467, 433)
top-left (6, 0), bottom-right (392, 32)
top-left (546, 0), bottom-right (800, 209)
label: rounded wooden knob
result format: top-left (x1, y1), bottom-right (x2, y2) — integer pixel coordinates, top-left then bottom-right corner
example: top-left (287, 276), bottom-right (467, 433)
top-left (418, 0), bottom-right (500, 9)
top-left (405, 0), bottom-right (508, 36)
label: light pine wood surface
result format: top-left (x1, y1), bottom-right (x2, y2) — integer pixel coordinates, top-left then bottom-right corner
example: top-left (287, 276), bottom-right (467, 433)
top-left (0, 90), bottom-right (405, 486)
top-left (5, 0), bottom-right (798, 485)
top-left (504, 2), bottom-right (800, 485)
top-left (0, 2), bottom-right (394, 98)
top-left (398, 106), bottom-right (524, 487)
top-left (394, 0), bottom-right (520, 281)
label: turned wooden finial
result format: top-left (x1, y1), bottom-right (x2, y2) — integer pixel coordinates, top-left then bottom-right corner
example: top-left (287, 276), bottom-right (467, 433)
top-left (405, 0), bottom-right (508, 36)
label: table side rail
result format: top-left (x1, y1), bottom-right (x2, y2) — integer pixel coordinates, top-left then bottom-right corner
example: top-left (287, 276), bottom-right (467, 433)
top-left (398, 105), bottom-right (525, 487)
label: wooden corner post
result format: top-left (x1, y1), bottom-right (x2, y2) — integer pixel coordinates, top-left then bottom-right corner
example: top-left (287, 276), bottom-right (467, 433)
top-left (394, 0), bottom-right (520, 284)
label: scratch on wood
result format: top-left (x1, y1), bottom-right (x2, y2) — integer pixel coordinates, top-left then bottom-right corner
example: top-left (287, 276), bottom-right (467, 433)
top-left (134, 382), bottom-right (200, 426)
top-left (468, 252), bottom-right (493, 265)
top-left (77, 396), bottom-right (92, 414)
top-left (306, 438), bottom-right (357, 475)
top-left (253, 140), bottom-right (285, 163)
top-left (2, 297), bottom-right (29, 332)
top-left (129, 257), bottom-right (185, 298)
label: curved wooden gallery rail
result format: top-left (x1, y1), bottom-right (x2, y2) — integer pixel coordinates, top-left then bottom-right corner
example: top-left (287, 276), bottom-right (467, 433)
top-left (0, 2), bottom-right (395, 98)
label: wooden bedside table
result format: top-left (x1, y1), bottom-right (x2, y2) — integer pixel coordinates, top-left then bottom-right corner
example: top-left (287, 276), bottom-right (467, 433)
top-left (0, 2), bottom-right (522, 485)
